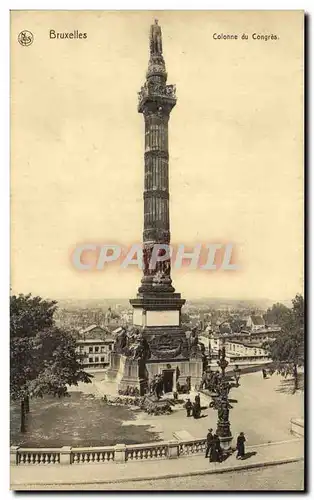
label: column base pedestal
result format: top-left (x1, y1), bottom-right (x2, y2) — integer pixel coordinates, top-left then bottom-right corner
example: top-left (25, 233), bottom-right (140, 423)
top-left (219, 435), bottom-right (233, 451)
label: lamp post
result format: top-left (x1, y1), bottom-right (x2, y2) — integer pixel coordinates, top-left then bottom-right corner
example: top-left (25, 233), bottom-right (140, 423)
top-left (211, 321), bottom-right (233, 451)
top-left (216, 335), bottom-right (233, 450)
top-left (208, 333), bottom-right (212, 368)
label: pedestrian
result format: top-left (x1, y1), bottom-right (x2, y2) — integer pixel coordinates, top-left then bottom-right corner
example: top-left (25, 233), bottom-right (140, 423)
top-left (194, 393), bottom-right (201, 418)
top-left (192, 402), bottom-right (199, 419)
top-left (201, 371), bottom-right (207, 389)
top-left (186, 376), bottom-right (191, 393)
top-left (209, 433), bottom-right (221, 463)
top-left (236, 432), bottom-right (246, 459)
top-left (195, 393), bottom-right (201, 407)
top-left (262, 368), bottom-right (267, 379)
top-left (184, 398), bottom-right (193, 417)
top-left (234, 365), bottom-right (241, 386)
top-left (205, 428), bottom-right (213, 458)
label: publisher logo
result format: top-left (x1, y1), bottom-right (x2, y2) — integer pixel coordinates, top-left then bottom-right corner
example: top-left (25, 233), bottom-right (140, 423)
top-left (18, 30), bottom-right (34, 46)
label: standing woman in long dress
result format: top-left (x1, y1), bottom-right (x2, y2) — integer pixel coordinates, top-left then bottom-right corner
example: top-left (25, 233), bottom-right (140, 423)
top-left (236, 432), bottom-right (246, 459)
top-left (209, 433), bottom-right (220, 463)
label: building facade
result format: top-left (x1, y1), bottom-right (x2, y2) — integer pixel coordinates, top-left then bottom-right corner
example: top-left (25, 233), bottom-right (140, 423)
top-left (76, 325), bottom-right (114, 369)
top-left (246, 315), bottom-right (266, 331)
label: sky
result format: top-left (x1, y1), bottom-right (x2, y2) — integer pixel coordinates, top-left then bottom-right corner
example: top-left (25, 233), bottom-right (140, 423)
top-left (11, 10), bottom-right (304, 302)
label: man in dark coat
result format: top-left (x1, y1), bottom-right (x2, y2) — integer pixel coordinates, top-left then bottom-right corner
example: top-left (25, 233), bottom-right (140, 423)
top-left (184, 398), bottom-right (193, 417)
top-left (195, 393), bottom-right (201, 406)
top-left (194, 393), bottom-right (201, 418)
top-left (205, 428), bottom-right (213, 458)
top-left (192, 402), bottom-right (200, 419)
top-left (236, 432), bottom-right (246, 459)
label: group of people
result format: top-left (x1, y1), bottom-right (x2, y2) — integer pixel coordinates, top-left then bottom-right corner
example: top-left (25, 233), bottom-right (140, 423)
top-left (205, 429), bottom-right (222, 462)
top-left (205, 429), bottom-right (247, 462)
top-left (184, 393), bottom-right (202, 419)
top-left (200, 367), bottom-right (241, 392)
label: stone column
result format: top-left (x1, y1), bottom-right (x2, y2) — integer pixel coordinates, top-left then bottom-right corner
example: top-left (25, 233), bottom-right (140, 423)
top-left (137, 21), bottom-right (177, 295)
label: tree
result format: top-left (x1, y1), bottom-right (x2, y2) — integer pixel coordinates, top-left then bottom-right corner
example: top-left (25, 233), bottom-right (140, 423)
top-left (229, 318), bottom-right (246, 334)
top-left (10, 294), bottom-right (92, 433)
top-left (264, 302), bottom-right (290, 326)
top-left (10, 294), bottom-right (58, 432)
top-left (29, 327), bottom-right (92, 398)
top-left (10, 293), bottom-right (57, 338)
top-left (265, 294), bottom-right (304, 392)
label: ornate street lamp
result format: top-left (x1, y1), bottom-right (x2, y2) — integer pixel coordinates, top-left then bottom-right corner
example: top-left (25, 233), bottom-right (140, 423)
top-left (216, 337), bottom-right (233, 450)
top-left (210, 321), bottom-right (234, 451)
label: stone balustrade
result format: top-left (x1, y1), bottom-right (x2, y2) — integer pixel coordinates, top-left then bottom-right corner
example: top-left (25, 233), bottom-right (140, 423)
top-left (11, 438), bottom-right (208, 466)
top-left (178, 439), bottom-right (206, 456)
top-left (14, 448), bottom-right (61, 465)
top-left (126, 441), bottom-right (169, 461)
top-left (72, 446), bottom-right (115, 464)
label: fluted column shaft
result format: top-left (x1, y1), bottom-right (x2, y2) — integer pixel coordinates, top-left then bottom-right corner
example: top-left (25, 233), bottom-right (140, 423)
top-left (143, 112), bottom-right (170, 244)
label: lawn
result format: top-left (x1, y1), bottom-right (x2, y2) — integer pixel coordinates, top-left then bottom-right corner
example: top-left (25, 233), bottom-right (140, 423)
top-left (10, 392), bottom-right (160, 448)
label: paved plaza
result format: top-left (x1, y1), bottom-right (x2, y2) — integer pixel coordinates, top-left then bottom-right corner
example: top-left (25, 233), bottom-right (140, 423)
top-left (58, 462), bottom-right (303, 491)
top-left (120, 371), bottom-right (304, 446)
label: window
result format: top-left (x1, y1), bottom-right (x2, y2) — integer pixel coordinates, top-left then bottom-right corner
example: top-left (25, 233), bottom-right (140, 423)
top-left (100, 346), bottom-right (105, 353)
top-left (89, 357), bottom-right (93, 363)
top-left (89, 347), bottom-right (93, 353)
top-left (95, 346), bottom-right (99, 353)
top-left (95, 357), bottom-right (99, 362)
top-left (109, 345), bottom-right (112, 351)
top-left (101, 357), bottom-right (105, 362)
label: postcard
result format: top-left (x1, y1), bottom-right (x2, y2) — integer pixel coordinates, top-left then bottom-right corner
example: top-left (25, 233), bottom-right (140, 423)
top-left (10, 10), bottom-right (304, 491)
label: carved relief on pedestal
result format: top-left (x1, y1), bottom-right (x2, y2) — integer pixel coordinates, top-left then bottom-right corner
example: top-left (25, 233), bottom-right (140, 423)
top-left (113, 327), bottom-right (151, 361)
top-left (148, 333), bottom-right (189, 360)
